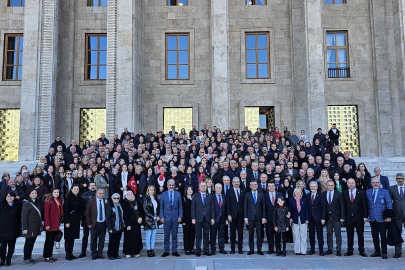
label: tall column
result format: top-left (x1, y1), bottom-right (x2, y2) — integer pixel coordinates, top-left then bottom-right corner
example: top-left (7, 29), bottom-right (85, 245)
top-left (211, 0), bottom-right (230, 130)
top-left (19, 0), bottom-right (47, 160)
top-left (305, 0), bottom-right (327, 136)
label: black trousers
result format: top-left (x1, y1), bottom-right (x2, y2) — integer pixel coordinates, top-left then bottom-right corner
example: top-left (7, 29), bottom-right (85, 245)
top-left (81, 225), bottom-right (90, 254)
top-left (370, 221), bottom-right (387, 254)
top-left (211, 218), bottom-right (225, 252)
top-left (248, 219), bottom-right (262, 252)
top-left (23, 237), bottom-right (37, 260)
top-left (90, 222), bottom-right (107, 256)
top-left (346, 218), bottom-right (364, 252)
top-left (308, 217), bottom-right (324, 252)
top-left (265, 221), bottom-right (276, 251)
top-left (275, 232), bottom-right (286, 249)
top-left (183, 222), bottom-right (195, 252)
top-left (107, 232), bottom-right (122, 257)
top-left (0, 239), bottom-right (16, 262)
top-left (230, 213), bottom-right (244, 251)
top-left (43, 231), bottom-right (58, 258)
top-left (224, 224), bottom-right (228, 242)
top-left (195, 217), bottom-right (210, 253)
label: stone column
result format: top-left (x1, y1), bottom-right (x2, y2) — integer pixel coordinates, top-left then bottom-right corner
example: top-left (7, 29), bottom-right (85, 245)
top-left (305, 0), bottom-right (327, 136)
top-left (211, 0), bottom-right (230, 130)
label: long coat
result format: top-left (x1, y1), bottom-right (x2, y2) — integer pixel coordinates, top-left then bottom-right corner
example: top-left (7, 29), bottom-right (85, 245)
top-left (143, 196), bottom-right (160, 230)
top-left (94, 174), bottom-right (109, 198)
top-left (43, 198), bottom-right (63, 232)
top-left (63, 193), bottom-right (84, 240)
top-left (21, 199), bottom-right (43, 238)
top-left (0, 201), bottom-right (22, 240)
top-left (122, 200), bottom-right (143, 255)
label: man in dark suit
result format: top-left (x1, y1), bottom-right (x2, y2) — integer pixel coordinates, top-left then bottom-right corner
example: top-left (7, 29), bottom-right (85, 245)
top-left (370, 167), bottom-right (390, 190)
top-left (247, 162), bottom-right (261, 183)
top-left (244, 181), bottom-right (266, 255)
top-left (323, 180), bottom-right (345, 256)
top-left (239, 171), bottom-right (250, 193)
top-left (389, 173), bottom-right (405, 258)
top-left (263, 182), bottom-right (283, 254)
top-left (284, 161), bottom-right (299, 180)
top-left (227, 177), bottom-right (245, 254)
top-left (342, 178), bottom-right (368, 257)
top-left (211, 184), bottom-right (228, 255)
top-left (221, 176), bottom-right (231, 243)
top-left (258, 174), bottom-right (270, 194)
top-left (191, 181), bottom-right (215, 257)
top-left (306, 181), bottom-right (326, 256)
top-left (85, 189), bottom-right (109, 260)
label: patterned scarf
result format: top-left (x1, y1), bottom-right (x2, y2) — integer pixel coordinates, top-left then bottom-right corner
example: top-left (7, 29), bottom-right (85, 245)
top-left (295, 197), bottom-right (301, 212)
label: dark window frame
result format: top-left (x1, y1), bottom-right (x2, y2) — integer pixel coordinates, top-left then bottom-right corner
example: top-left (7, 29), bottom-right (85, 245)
top-left (167, 0), bottom-right (188, 6)
top-left (3, 34), bottom-right (23, 81)
top-left (165, 33), bottom-right (190, 80)
top-left (87, 0), bottom-right (107, 7)
top-left (326, 30), bottom-right (350, 78)
top-left (245, 32), bottom-right (270, 79)
top-left (325, 0), bottom-right (346, 3)
top-left (7, 0), bottom-right (24, 7)
top-left (246, 0), bottom-right (267, 5)
top-left (85, 34), bottom-right (107, 81)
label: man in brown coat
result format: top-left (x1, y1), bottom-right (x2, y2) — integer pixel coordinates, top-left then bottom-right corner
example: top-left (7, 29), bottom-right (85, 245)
top-left (85, 189), bottom-right (109, 260)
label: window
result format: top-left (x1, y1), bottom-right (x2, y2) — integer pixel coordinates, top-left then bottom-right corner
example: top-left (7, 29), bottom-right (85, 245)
top-left (166, 33), bottom-right (189, 80)
top-left (326, 31), bottom-right (350, 78)
top-left (164, 108), bottom-right (192, 134)
top-left (246, 0), bottom-right (266, 5)
top-left (325, 0), bottom-right (345, 3)
top-left (168, 0), bottom-right (187, 6)
top-left (245, 33), bottom-right (269, 79)
top-left (80, 109), bottom-right (106, 147)
top-left (8, 0), bottom-right (25, 6)
top-left (87, 0), bottom-right (107, 6)
top-left (85, 34), bottom-right (107, 80)
top-left (3, 34), bottom-right (23, 81)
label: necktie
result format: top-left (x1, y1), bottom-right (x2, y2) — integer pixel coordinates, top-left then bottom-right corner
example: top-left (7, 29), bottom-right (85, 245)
top-left (263, 184), bottom-right (265, 190)
top-left (218, 195), bottom-right (222, 208)
top-left (237, 189), bottom-right (240, 201)
top-left (311, 194), bottom-right (314, 204)
top-left (401, 187), bottom-right (404, 198)
top-left (255, 172), bottom-right (257, 180)
top-left (170, 192), bottom-right (173, 205)
top-left (98, 199), bottom-right (103, 221)
top-left (271, 194), bottom-right (275, 206)
top-left (224, 187), bottom-right (227, 195)
top-left (253, 192), bottom-right (257, 204)
top-left (373, 190), bottom-right (377, 203)
top-left (202, 193), bottom-right (205, 205)
top-left (351, 191), bottom-right (354, 203)
top-left (328, 192), bottom-right (332, 205)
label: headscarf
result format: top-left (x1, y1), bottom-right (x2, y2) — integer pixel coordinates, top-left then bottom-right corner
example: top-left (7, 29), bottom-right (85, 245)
top-left (110, 193), bottom-right (125, 231)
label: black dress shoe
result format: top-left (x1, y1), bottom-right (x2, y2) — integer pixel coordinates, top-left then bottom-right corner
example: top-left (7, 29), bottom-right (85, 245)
top-left (91, 256), bottom-right (97, 260)
top-left (196, 252), bottom-right (201, 257)
top-left (211, 250), bottom-right (216, 255)
top-left (204, 252), bottom-right (211, 256)
top-left (295, 253), bottom-right (301, 255)
top-left (230, 250), bottom-right (235, 254)
top-left (344, 251), bottom-right (353, 256)
top-left (151, 250), bottom-right (156, 257)
top-left (108, 257), bottom-right (115, 260)
top-left (308, 250), bottom-right (315, 255)
top-left (114, 256), bottom-right (121, 259)
top-left (258, 251), bottom-right (264, 255)
top-left (238, 250), bottom-right (243, 254)
top-left (191, 250), bottom-right (196, 255)
top-left (370, 252), bottom-right (382, 257)
top-left (97, 255), bottom-right (105, 259)
top-left (325, 249), bottom-right (333, 255)
top-left (0, 260), bottom-right (5, 266)
top-left (394, 253), bottom-right (401, 258)
top-left (382, 254), bottom-right (388, 259)
top-left (336, 251), bottom-right (342, 256)
top-left (320, 251), bottom-right (325, 256)
top-left (219, 250), bottom-right (227, 254)
top-left (247, 251), bottom-right (254, 255)
top-left (186, 251), bottom-right (191, 255)
top-left (161, 252), bottom-right (170, 257)
top-left (147, 251), bottom-right (153, 257)
top-left (78, 253), bottom-right (86, 258)
top-left (224, 240), bottom-right (229, 244)
top-left (267, 250), bottom-right (274, 254)
top-left (359, 252), bottom-right (367, 257)
top-left (5, 262), bottom-right (10, 266)
top-left (172, 252), bottom-right (180, 257)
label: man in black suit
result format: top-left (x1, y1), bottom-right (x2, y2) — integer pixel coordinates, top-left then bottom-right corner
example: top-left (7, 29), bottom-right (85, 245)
top-left (258, 174), bottom-right (269, 194)
top-left (323, 180), bottom-right (345, 256)
top-left (247, 162), bottom-right (261, 183)
top-left (306, 181), bottom-right (326, 256)
top-left (191, 181), bottom-right (215, 257)
top-left (263, 182), bottom-right (283, 254)
top-left (244, 181), bottom-right (266, 255)
top-left (227, 177), bottom-right (245, 254)
top-left (239, 171), bottom-right (250, 193)
top-left (211, 184), bottom-right (228, 255)
top-left (342, 178), bottom-right (368, 257)
top-left (221, 176), bottom-right (231, 243)
top-left (284, 161), bottom-right (299, 180)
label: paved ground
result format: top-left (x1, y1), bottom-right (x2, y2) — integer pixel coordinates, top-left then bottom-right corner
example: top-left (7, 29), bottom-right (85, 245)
top-left (4, 250), bottom-right (405, 270)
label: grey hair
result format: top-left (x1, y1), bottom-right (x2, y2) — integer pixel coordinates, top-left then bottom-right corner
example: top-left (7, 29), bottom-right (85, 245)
top-left (309, 181), bottom-right (318, 187)
top-left (307, 168), bottom-right (314, 173)
top-left (230, 160), bottom-right (237, 164)
top-left (337, 156), bottom-right (344, 161)
top-left (214, 183), bottom-right (222, 189)
top-left (396, 173), bottom-right (405, 178)
top-left (167, 179), bottom-right (175, 185)
top-left (232, 177), bottom-right (240, 182)
top-left (222, 175), bottom-right (230, 181)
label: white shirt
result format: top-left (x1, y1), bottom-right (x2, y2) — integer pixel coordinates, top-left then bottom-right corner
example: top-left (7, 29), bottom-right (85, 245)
top-left (397, 185), bottom-right (404, 196)
top-left (67, 178), bottom-right (73, 191)
top-left (372, 188), bottom-right (379, 203)
top-left (233, 188), bottom-right (240, 202)
top-left (268, 192), bottom-right (276, 204)
top-left (96, 198), bottom-right (106, 222)
top-left (241, 179), bottom-right (247, 187)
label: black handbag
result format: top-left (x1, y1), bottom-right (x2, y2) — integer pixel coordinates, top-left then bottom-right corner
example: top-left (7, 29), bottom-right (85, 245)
top-left (54, 230), bottom-right (63, 242)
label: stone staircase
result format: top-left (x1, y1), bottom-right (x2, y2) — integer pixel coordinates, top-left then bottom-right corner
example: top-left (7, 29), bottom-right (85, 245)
top-left (0, 161), bottom-right (39, 178)
top-left (354, 157), bottom-right (405, 185)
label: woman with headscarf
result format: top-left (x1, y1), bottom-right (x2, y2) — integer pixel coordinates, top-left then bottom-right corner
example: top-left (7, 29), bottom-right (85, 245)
top-left (122, 191), bottom-right (143, 258)
top-left (106, 193), bottom-right (125, 260)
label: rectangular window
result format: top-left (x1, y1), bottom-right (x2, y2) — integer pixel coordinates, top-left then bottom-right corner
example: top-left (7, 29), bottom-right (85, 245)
top-left (8, 0), bottom-right (25, 6)
top-left (164, 108), bottom-right (192, 134)
top-left (246, 0), bottom-right (266, 5)
top-left (87, 0), bottom-right (107, 7)
top-left (245, 32), bottom-right (270, 79)
top-left (168, 0), bottom-right (187, 6)
top-left (166, 33), bottom-right (189, 80)
top-left (325, 0), bottom-right (345, 3)
top-left (85, 34), bottom-right (107, 80)
top-left (326, 31), bottom-right (350, 78)
top-left (3, 34), bottom-right (23, 81)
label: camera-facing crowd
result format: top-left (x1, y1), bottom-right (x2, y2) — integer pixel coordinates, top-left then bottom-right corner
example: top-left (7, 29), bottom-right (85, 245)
top-left (0, 124), bottom-right (404, 267)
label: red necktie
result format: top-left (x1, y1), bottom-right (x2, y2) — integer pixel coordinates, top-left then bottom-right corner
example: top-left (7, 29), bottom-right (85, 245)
top-left (271, 194), bottom-right (275, 206)
top-left (351, 191), bottom-right (354, 203)
top-left (311, 194), bottom-right (314, 204)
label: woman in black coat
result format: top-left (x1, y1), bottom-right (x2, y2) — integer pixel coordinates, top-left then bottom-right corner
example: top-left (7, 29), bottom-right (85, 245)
top-left (182, 186), bottom-right (195, 255)
top-left (63, 185), bottom-right (84, 260)
top-left (0, 192), bottom-right (22, 266)
top-left (139, 167), bottom-right (155, 198)
top-left (106, 193), bottom-right (126, 260)
top-left (122, 191), bottom-right (143, 258)
top-left (43, 165), bottom-right (56, 193)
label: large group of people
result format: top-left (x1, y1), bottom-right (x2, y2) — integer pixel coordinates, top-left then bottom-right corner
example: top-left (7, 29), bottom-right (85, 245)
top-left (0, 124), bottom-right (404, 265)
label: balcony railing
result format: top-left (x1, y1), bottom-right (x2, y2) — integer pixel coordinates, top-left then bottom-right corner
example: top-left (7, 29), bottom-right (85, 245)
top-left (328, 67), bottom-right (350, 78)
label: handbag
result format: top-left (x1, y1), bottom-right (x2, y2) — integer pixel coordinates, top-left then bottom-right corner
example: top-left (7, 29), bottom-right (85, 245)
top-left (55, 230), bottom-right (63, 242)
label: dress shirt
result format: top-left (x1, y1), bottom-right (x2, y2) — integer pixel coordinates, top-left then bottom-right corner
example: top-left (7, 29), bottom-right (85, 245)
top-left (372, 188), bottom-right (379, 203)
top-left (327, 190), bottom-right (334, 204)
top-left (233, 188), bottom-right (240, 202)
top-left (97, 198), bottom-right (106, 222)
top-left (397, 185), bottom-right (404, 197)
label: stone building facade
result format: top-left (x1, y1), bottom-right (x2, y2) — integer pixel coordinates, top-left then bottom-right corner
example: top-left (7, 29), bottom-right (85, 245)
top-left (1, 0), bottom-right (405, 161)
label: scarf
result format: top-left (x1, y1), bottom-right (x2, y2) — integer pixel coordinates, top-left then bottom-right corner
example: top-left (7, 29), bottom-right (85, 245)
top-left (111, 193), bottom-right (125, 231)
top-left (295, 197), bottom-right (301, 212)
top-left (124, 198), bottom-right (139, 219)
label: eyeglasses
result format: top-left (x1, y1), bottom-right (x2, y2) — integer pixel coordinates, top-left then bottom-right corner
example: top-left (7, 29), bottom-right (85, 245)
top-left (67, 173), bottom-right (72, 175)
top-left (113, 197), bottom-right (120, 200)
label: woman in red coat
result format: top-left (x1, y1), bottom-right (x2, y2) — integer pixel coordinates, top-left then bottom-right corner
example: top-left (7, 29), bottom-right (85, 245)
top-left (42, 188), bottom-right (63, 262)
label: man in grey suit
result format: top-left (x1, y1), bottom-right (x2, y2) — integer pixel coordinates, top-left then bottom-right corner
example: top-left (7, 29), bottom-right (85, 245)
top-left (389, 173), bottom-right (405, 258)
top-left (192, 181), bottom-right (215, 257)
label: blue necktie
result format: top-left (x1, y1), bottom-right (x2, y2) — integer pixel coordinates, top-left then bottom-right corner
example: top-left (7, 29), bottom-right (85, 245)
top-left (401, 187), bottom-right (404, 198)
top-left (373, 190), bottom-right (377, 203)
top-left (253, 192), bottom-right (257, 204)
top-left (202, 193), bottom-right (205, 205)
top-left (170, 192), bottom-right (173, 205)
